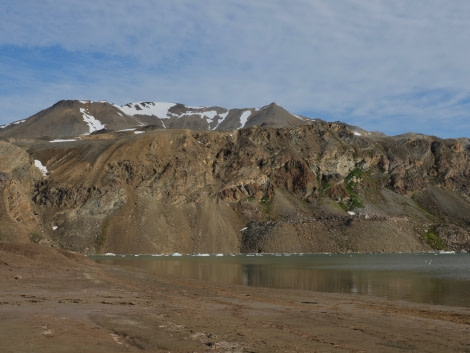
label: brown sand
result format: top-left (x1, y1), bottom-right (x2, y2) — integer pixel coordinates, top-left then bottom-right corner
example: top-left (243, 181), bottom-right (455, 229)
top-left (1, 242), bottom-right (470, 353)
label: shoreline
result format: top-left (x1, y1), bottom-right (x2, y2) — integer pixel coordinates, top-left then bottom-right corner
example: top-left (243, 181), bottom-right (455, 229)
top-left (1, 243), bottom-right (470, 352)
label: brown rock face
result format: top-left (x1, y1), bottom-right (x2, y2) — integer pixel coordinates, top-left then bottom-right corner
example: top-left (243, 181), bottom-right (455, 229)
top-left (1, 123), bottom-right (470, 254)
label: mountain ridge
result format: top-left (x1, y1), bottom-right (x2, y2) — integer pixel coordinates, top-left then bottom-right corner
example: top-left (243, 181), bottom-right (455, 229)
top-left (1, 99), bottom-right (469, 254)
top-left (0, 100), bottom-right (314, 139)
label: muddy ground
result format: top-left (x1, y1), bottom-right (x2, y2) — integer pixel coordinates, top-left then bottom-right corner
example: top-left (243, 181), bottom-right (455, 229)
top-left (1, 242), bottom-right (470, 353)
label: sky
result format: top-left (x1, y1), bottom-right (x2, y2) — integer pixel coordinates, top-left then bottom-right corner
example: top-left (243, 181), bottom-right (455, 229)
top-left (1, 1), bottom-right (470, 138)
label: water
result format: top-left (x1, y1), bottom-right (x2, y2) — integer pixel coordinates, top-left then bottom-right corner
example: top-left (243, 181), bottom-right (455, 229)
top-left (91, 253), bottom-right (470, 307)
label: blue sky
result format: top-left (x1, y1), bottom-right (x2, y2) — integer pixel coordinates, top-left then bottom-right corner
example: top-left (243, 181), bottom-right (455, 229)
top-left (1, 1), bottom-right (470, 138)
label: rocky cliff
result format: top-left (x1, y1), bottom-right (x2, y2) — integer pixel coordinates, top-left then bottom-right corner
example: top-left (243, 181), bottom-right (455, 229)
top-left (1, 102), bottom-right (469, 254)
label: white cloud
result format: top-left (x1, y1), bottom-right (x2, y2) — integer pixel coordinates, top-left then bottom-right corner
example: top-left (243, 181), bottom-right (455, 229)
top-left (1, 1), bottom-right (470, 138)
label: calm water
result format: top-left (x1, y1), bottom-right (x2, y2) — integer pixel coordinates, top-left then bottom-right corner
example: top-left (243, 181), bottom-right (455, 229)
top-left (91, 253), bottom-right (470, 307)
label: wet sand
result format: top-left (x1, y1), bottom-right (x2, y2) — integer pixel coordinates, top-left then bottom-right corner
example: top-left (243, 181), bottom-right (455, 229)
top-left (1, 242), bottom-right (470, 352)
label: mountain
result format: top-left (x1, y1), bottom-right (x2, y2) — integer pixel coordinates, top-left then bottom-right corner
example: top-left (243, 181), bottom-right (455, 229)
top-left (1, 105), bottom-right (469, 254)
top-left (0, 100), bottom-right (313, 139)
top-left (0, 121), bottom-right (470, 253)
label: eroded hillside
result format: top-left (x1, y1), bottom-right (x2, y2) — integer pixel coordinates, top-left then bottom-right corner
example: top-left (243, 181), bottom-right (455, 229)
top-left (1, 123), bottom-right (470, 254)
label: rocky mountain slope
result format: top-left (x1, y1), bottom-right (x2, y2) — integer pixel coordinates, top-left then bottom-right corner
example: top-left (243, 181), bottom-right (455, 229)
top-left (1, 101), bottom-right (469, 254)
top-left (0, 100), bottom-right (312, 139)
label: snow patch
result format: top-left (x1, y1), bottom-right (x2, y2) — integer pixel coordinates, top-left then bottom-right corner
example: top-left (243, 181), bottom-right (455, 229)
top-left (116, 102), bottom-right (176, 119)
top-left (34, 160), bottom-right (48, 176)
top-left (178, 110), bottom-right (219, 123)
top-left (52, 225), bottom-right (58, 230)
top-left (219, 111), bottom-right (229, 119)
top-left (134, 130), bottom-right (145, 134)
top-left (213, 111), bottom-right (229, 130)
top-left (114, 102), bottom-right (235, 130)
top-left (0, 119), bottom-right (26, 129)
top-left (50, 139), bottom-right (76, 143)
top-left (80, 108), bottom-right (105, 134)
top-left (354, 131), bottom-right (362, 136)
top-left (239, 110), bottom-right (252, 128)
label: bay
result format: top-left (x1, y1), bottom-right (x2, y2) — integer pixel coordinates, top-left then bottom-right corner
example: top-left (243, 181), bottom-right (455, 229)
top-left (91, 252), bottom-right (470, 307)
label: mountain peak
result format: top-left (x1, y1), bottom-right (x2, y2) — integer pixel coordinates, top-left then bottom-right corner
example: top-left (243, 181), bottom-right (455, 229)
top-left (0, 100), bottom-right (315, 139)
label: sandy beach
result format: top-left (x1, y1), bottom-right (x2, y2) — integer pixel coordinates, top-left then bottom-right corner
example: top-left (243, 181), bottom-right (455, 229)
top-left (1, 242), bottom-right (470, 353)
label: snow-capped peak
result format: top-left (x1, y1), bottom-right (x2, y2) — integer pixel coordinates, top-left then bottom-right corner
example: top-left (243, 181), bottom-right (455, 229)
top-left (113, 101), bottom-right (235, 130)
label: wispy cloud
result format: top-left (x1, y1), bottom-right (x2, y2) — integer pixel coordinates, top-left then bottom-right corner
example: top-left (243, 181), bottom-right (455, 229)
top-left (1, 1), bottom-right (470, 137)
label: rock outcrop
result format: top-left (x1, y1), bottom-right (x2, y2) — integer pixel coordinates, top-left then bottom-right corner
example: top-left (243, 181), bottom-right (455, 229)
top-left (1, 121), bottom-right (469, 254)
top-left (1, 101), bottom-right (469, 254)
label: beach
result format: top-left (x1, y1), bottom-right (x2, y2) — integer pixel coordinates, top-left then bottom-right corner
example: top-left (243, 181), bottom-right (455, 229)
top-left (1, 242), bottom-right (469, 353)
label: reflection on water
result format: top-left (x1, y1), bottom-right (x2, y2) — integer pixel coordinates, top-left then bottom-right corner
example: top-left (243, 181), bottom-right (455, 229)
top-left (92, 253), bottom-right (470, 307)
